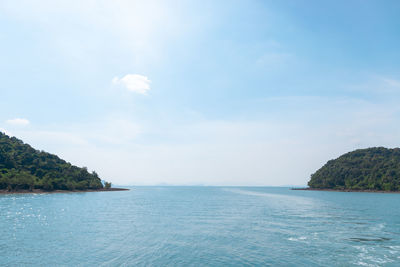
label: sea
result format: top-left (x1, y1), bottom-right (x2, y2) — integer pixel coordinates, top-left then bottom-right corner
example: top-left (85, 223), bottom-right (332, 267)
top-left (1, 186), bottom-right (400, 266)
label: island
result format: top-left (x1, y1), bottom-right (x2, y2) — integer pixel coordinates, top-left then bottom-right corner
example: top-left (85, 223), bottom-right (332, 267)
top-left (304, 147), bottom-right (400, 192)
top-left (0, 132), bottom-right (128, 193)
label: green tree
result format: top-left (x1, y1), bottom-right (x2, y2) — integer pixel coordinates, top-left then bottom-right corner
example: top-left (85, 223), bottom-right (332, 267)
top-left (104, 182), bottom-right (112, 189)
top-left (0, 132), bottom-right (106, 191)
top-left (308, 147), bottom-right (400, 191)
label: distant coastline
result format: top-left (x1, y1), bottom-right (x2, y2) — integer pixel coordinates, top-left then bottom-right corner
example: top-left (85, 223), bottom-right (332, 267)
top-left (292, 187), bottom-right (400, 194)
top-left (0, 188), bottom-right (129, 195)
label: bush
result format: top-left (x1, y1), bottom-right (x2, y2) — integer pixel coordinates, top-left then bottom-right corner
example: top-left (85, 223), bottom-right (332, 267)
top-left (104, 182), bottom-right (112, 189)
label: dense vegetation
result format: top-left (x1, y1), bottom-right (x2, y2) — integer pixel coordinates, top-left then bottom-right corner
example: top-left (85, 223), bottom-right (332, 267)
top-left (0, 132), bottom-right (105, 191)
top-left (308, 147), bottom-right (400, 191)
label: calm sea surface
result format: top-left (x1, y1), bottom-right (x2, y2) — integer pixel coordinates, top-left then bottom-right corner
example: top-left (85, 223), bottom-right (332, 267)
top-left (1, 187), bottom-right (400, 266)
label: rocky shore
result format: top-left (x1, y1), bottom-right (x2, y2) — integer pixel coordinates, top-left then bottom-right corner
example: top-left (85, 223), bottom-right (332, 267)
top-left (0, 188), bottom-right (130, 194)
top-left (292, 187), bottom-right (400, 193)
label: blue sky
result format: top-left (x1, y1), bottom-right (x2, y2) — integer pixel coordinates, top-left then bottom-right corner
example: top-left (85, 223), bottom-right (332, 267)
top-left (1, 0), bottom-right (400, 186)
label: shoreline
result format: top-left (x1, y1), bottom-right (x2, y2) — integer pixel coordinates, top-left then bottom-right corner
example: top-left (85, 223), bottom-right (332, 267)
top-left (292, 187), bottom-right (400, 194)
top-left (0, 188), bottom-right (130, 195)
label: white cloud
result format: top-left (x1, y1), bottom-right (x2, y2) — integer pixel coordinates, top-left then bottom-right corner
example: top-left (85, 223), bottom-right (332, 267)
top-left (381, 77), bottom-right (400, 90)
top-left (3, 94), bottom-right (400, 187)
top-left (256, 52), bottom-right (292, 69)
top-left (348, 76), bottom-right (400, 95)
top-left (12, 95), bottom-right (400, 187)
top-left (112, 74), bottom-right (151, 94)
top-left (6, 118), bottom-right (30, 126)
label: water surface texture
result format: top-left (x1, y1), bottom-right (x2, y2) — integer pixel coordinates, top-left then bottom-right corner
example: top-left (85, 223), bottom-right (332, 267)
top-left (1, 187), bottom-right (400, 266)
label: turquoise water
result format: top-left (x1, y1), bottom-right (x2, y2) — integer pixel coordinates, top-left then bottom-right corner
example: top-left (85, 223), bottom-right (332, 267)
top-left (1, 187), bottom-right (400, 266)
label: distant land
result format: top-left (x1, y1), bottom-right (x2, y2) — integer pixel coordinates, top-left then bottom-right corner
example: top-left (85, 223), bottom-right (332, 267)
top-left (0, 132), bottom-right (127, 193)
top-left (303, 147), bottom-right (400, 192)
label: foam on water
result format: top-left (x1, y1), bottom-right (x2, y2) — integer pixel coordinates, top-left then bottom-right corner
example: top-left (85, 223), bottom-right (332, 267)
top-left (1, 187), bottom-right (400, 266)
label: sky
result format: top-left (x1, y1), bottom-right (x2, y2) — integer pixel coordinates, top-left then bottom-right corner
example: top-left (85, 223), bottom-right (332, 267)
top-left (1, 0), bottom-right (400, 186)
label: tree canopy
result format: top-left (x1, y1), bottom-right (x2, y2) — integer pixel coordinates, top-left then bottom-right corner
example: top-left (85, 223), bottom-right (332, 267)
top-left (308, 147), bottom-right (400, 191)
top-left (0, 132), bottom-right (104, 191)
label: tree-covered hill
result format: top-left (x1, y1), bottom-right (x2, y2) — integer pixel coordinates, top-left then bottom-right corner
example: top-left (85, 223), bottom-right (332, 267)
top-left (0, 132), bottom-right (104, 191)
top-left (308, 147), bottom-right (400, 191)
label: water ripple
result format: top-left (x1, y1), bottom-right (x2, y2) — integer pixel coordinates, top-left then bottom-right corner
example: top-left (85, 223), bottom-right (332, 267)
top-left (1, 187), bottom-right (400, 266)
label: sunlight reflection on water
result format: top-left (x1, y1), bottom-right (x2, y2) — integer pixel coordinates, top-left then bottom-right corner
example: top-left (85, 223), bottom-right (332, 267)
top-left (1, 187), bottom-right (400, 266)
